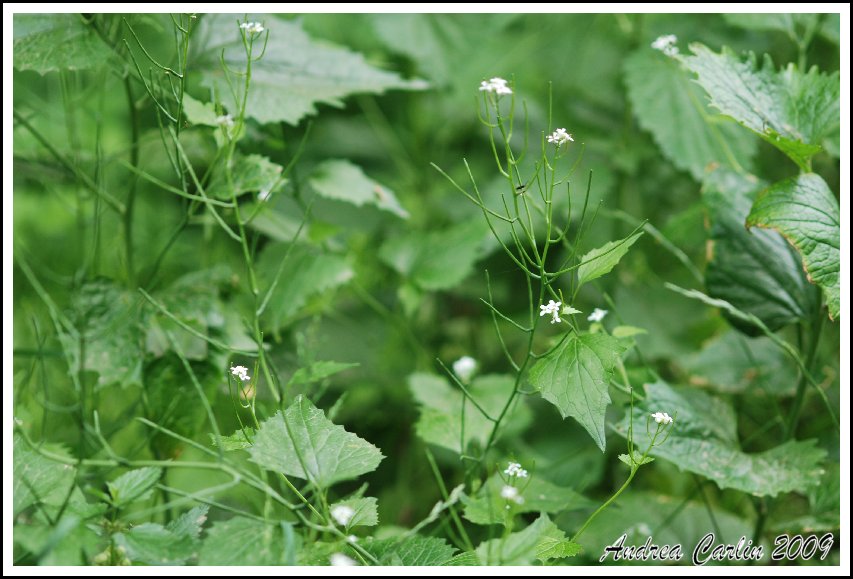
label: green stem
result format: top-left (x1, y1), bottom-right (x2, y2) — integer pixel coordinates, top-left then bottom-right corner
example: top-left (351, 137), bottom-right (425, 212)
top-left (123, 77), bottom-right (140, 287)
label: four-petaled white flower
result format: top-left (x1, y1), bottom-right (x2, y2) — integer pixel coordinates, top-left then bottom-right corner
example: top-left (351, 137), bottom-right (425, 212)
top-left (651, 34), bottom-right (679, 56)
top-left (215, 114), bottom-right (234, 128)
top-left (539, 300), bottom-right (563, 324)
top-left (330, 553), bottom-right (357, 566)
top-left (230, 365), bottom-right (250, 382)
top-left (240, 21), bottom-right (265, 34)
top-left (503, 461), bottom-right (529, 479)
top-left (547, 128), bottom-right (574, 147)
top-left (331, 504), bottom-right (356, 527)
top-left (453, 356), bottom-right (478, 383)
top-left (651, 411), bottom-right (673, 425)
top-left (479, 77), bottom-right (513, 95)
top-left (588, 308), bottom-right (608, 323)
top-left (500, 485), bottom-right (524, 504)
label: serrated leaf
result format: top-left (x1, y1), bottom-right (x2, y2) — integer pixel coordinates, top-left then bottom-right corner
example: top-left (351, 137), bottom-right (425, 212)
top-left (577, 231), bottom-right (643, 289)
top-left (198, 518), bottom-right (284, 565)
top-left (409, 373), bottom-right (530, 454)
top-left (288, 361), bottom-right (359, 387)
top-left (249, 396), bottom-right (384, 488)
top-left (167, 506), bottom-right (209, 540)
top-left (256, 244), bottom-right (354, 331)
top-left (680, 329), bottom-right (797, 396)
top-left (114, 523), bottom-right (197, 566)
top-left (528, 333), bottom-right (627, 451)
top-left (443, 551), bottom-right (481, 566)
top-left (625, 49), bottom-right (757, 179)
top-left (746, 173), bottom-right (840, 319)
top-left (683, 44), bottom-right (839, 170)
top-left (107, 467), bottom-right (162, 507)
top-left (65, 279), bottom-right (144, 388)
top-left (331, 496), bottom-right (379, 528)
top-left (210, 428), bottom-right (255, 451)
top-left (476, 514), bottom-right (579, 565)
top-left (13, 434), bottom-right (76, 516)
top-left (614, 381), bottom-right (827, 497)
top-left (463, 474), bottom-right (592, 527)
top-left (362, 535), bottom-right (457, 566)
top-left (618, 452), bottom-right (655, 468)
top-left (207, 154), bottom-right (285, 201)
top-left (13, 14), bottom-right (111, 74)
top-left (704, 169), bottom-right (819, 332)
top-left (379, 219), bottom-right (490, 291)
top-left (309, 159), bottom-right (409, 219)
top-left (195, 15), bottom-right (426, 125)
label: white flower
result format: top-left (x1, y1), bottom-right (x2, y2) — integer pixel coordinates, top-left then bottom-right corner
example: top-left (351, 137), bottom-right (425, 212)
top-left (330, 553), bottom-right (357, 566)
top-left (215, 114), bottom-right (234, 128)
top-left (331, 505), bottom-right (356, 527)
top-left (651, 34), bottom-right (679, 56)
top-left (503, 461), bottom-right (529, 479)
top-left (258, 189), bottom-right (271, 202)
top-left (651, 411), bottom-right (673, 425)
top-left (479, 77), bottom-right (513, 95)
top-left (453, 356), bottom-right (478, 383)
top-left (347, 535), bottom-right (358, 544)
top-left (230, 365), bottom-right (250, 382)
top-left (547, 128), bottom-right (574, 147)
top-left (240, 21), bottom-right (265, 34)
top-left (539, 300), bottom-right (563, 324)
top-left (587, 308), bottom-right (608, 323)
top-left (500, 485), bottom-right (524, 504)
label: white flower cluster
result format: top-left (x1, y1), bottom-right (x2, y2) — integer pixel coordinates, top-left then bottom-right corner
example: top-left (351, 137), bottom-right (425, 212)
top-left (651, 34), bottom-right (679, 56)
top-left (651, 411), bottom-right (673, 425)
top-left (547, 128), bottom-right (574, 146)
top-left (539, 300), bottom-right (563, 324)
top-left (503, 461), bottom-right (529, 479)
top-left (479, 77), bottom-right (513, 95)
top-left (453, 355), bottom-right (478, 383)
top-left (215, 114), bottom-right (234, 128)
top-left (230, 365), bottom-right (250, 382)
top-left (331, 505), bottom-right (356, 527)
top-left (240, 21), bottom-right (265, 34)
top-left (588, 308), bottom-right (608, 322)
top-left (500, 484), bottom-right (524, 505)
top-left (330, 553), bottom-right (356, 566)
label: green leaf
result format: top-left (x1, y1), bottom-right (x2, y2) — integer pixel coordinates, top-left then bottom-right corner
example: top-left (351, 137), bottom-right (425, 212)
top-left (362, 536), bottom-right (457, 566)
top-left (13, 516), bottom-right (101, 565)
top-left (249, 396), bottom-right (384, 488)
top-left (114, 522), bottom-right (197, 566)
top-left (65, 279), bottom-right (144, 388)
top-left (625, 49), bottom-right (757, 179)
top-left (614, 381), bottom-right (827, 497)
top-left (443, 551), bottom-right (481, 566)
top-left (167, 506), bottom-right (209, 539)
top-left (476, 514), bottom-right (580, 565)
top-left (196, 15), bottom-right (426, 125)
top-left (107, 467), bottom-right (163, 507)
top-left (680, 329), bottom-right (797, 396)
top-left (182, 94), bottom-right (219, 126)
top-left (13, 434), bottom-right (76, 516)
top-left (528, 333), bottom-right (627, 451)
top-left (199, 518), bottom-right (285, 565)
top-left (723, 13), bottom-right (838, 45)
top-left (704, 169), bottom-right (819, 332)
top-left (618, 452), bottom-right (655, 468)
top-left (330, 496), bottom-right (379, 528)
top-left (576, 231), bottom-right (643, 289)
top-left (207, 153), bottom-right (285, 201)
top-left (13, 14), bottom-right (111, 74)
top-left (463, 474), bottom-right (592, 527)
top-left (746, 173), bottom-right (840, 319)
top-left (288, 361), bottom-right (359, 387)
top-left (379, 219), bottom-right (490, 291)
top-left (683, 44), bottom-right (839, 170)
top-left (256, 244), bottom-right (354, 331)
top-left (309, 159), bottom-right (409, 219)
top-left (409, 373), bottom-right (531, 454)
top-left (210, 428), bottom-right (255, 451)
